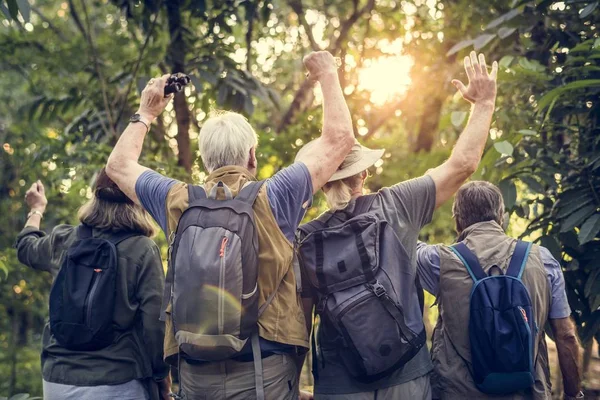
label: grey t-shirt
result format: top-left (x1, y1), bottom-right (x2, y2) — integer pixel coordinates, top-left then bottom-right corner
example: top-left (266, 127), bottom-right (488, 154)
top-left (307, 175), bottom-right (437, 394)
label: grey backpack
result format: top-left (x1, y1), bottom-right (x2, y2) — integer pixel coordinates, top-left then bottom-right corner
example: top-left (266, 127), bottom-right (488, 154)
top-left (297, 195), bottom-right (426, 382)
top-left (163, 180), bottom-right (273, 399)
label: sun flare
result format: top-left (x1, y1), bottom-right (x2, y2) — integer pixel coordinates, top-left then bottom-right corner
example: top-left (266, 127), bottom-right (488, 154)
top-left (358, 56), bottom-right (414, 106)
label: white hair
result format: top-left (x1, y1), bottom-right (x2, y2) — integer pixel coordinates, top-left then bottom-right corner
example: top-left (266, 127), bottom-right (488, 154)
top-left (198, 111), bottom-right (258, 173)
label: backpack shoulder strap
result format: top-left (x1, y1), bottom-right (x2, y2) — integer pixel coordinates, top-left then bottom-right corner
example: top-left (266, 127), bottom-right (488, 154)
top-left (78, 224), bottom-right (93, 239)
top-left (450, 242), bottom-right (487, 282)
top-left (353, 194), bottom-right (377, 216)
top-left (235, 180), bottom-right (266, 204)
top-left (187, 184), bottom-right (207, 203)
top-left (506, 240), bottom-right (532, 279)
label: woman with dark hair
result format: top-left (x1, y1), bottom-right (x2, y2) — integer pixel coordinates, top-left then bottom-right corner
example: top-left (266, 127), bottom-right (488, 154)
top-left (15, 169), bottom-right (170, 400)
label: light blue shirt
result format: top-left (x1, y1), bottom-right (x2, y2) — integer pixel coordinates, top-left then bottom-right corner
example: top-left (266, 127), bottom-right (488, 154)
top-left (416, 242), bottom-right (571, 319)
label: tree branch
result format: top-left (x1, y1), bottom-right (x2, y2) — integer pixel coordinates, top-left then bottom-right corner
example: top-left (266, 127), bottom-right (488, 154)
top-left (289, 0), bottom-right (320, 51)
top-left (113, 6), bottom-right (162, 130)
top-left (78, 0), bottom-right (116, 137)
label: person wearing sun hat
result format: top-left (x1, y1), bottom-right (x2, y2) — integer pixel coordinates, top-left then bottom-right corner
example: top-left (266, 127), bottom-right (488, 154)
top-left (297, 51), bottom-right (499, 399)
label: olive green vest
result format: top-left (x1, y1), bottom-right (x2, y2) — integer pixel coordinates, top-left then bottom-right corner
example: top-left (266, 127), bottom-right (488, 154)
top-left (162, 166), bottom-right (308, 364)
top-left (432, 221), bottom-right (552, 400)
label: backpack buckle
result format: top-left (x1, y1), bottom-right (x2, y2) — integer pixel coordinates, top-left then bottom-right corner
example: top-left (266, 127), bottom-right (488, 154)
top-left (316, 296), bottom-right (328, 313)
top-left (367, 281), bottom-right (386, 297)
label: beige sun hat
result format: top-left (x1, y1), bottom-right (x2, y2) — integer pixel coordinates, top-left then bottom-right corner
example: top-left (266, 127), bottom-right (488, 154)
top-left (295, 139), bottom-right (385, 182)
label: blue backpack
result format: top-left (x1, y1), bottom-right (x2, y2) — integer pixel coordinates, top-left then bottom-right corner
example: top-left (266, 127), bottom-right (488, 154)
top-left (451, 240), bottom-right (538, 395)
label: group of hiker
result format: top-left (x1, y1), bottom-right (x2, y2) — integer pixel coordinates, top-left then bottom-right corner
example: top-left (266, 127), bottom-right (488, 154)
top-left (16, 50), bottom-right (583, 400)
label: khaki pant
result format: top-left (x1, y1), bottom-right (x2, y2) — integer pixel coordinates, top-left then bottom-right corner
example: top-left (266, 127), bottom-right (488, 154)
top-left (180, 354), bottom-right (298, 400)
top-left (315, 374), bottom-right (431, 400)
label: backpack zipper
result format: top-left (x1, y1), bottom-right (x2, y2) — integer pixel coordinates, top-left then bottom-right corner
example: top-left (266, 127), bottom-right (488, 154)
top-left (84, 270), bottom-right (102, 325)
top-left (218, 236), bottom-right (229, 334)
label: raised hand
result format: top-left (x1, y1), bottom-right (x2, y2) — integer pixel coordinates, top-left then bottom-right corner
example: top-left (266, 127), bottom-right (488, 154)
top-left (25, 180), bottom-right (48, 213)
top-left (452, 51), bottom-right (497, 106)
top-left (137, 74), bottom-right (173, 122)
top-left (303, 50), bottom-right (338, 81)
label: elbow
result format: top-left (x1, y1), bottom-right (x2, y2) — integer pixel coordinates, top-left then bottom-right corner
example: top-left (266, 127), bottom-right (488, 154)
top-left (338, 129), bottom-right (355, 152)
top-left (451, 155), bottom-right (479, 180)
top-left (106, 155), bottom-right (126, 181)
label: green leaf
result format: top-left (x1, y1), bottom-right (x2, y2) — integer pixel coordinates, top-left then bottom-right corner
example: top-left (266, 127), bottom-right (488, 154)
top-left (494, 140), bottom-right (514, 156)
top-left (584, 268), bottom-right (600, 298)
top-left (9, 394), bottom-right (30, 400)
top-left (590, 295), bottom-right (600, 313)
top-left (499, 179), bottom-right (517, 209)
top-left (518, 129), bottom-right (537, 136)
top-left (451, 111), bottom-right (467, 127)
top-left (446, 39), bottom-right (474, 57)
top-left (497, 27), bottom-right (516, 39)
top-left (594, 38), bottom-right (600, 49)
top-left (474, 33), bottom-right (496, 51)
top-left (579, 1), bottom-right (598, 19)
top-left (537, 79), bottom-right (600, 112)
top-left (560, 205), bottom-right (596, 232)
top-left (16, 0), bottom-right (29, 22)
top-left (216, 84), bottom-right (228, 106)
top-left (578, 214), bottom-right (600, 244)
top-left (6, 0), bottom-right (19, 19)
top-left (539, 235), bottom-right (561, 260)
top-left (499, 55), bottom-right (514, 69)
top-left (485, 8), bottom-right (521, 30)
top-left (520, 176), bottom-right (545, 194)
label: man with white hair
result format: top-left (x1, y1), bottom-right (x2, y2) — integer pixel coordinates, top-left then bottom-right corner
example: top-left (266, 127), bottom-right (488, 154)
top-left (106, 51), bottom-right (354, 399)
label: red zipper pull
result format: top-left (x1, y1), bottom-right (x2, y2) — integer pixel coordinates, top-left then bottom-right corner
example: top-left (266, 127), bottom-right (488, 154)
top-left (519, 306), bottom-right (528, 323)
top-left (219, 237), bottom-right (229, 257)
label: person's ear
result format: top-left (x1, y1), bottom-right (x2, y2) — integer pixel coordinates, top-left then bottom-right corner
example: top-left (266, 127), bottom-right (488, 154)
top-left (247, 146), bottom-right (257, 170)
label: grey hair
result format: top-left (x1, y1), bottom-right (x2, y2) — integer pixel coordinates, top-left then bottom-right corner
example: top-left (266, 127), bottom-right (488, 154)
top-left (323, 172), bottom-right (364, 211)
top-left (198, 111), bottom-right (258, 173)
top-left (452, 181), bottom-right (505, 233)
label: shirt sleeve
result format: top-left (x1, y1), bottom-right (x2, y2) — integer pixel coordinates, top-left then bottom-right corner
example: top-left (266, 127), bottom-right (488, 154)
top-left (266, 162), bottom-right (313, 243)
top-left (416, 242), bottom-right (441, 297)
top-left (539, 246), bottom-right (572, 319)
top-left (135, 170), bottom-right (179, 234)
top-left (379, 175), bottom-right (436, 231)
top-left (15, 224), bottom-right (74, 277)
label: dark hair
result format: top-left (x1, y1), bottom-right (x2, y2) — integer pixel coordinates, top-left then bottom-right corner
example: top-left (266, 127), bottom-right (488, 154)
top-left (452, 181), bottom-right (505, 233)
top-left (77, 168), bottom-right (157, 237)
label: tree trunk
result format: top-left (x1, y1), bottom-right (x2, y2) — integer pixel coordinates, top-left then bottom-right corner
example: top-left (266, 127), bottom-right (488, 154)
top-left (413, 96), bottom-right (444, 152)
top-left (166, 0), bottom-right (192, 174)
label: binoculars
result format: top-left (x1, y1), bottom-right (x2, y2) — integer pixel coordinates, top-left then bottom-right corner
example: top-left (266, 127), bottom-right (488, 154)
top-left (164, 73), bottom-right (191, 96)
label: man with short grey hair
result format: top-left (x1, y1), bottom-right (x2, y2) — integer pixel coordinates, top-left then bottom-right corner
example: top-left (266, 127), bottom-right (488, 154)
top-left (416, 181), bottom-right (583, 400)
top-left (106, 51), bottom-right (355, 399)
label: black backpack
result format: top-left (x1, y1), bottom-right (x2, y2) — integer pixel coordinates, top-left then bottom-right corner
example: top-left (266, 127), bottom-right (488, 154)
top-left (49, 224), bottom-right (135, 351)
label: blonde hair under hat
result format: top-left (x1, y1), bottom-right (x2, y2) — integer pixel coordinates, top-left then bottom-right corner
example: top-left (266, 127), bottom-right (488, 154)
top-left (296, 139), bottom-right (384, 210)
top-left (295, 139), bottom-right (385, 183)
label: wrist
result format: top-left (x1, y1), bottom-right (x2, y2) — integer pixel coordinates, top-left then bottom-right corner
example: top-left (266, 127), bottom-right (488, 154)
top-left (135, 110), bottom-right (156, 123)
top-left (316, 69), bottom-right (339, 82)
top-left (473, 99), bottom-right (496, 109)
top-left (27, 209), bottom-right (44, 219)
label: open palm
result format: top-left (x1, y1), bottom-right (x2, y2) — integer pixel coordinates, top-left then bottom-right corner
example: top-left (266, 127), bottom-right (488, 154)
top-left (452, 51), bottom-right (498, 106)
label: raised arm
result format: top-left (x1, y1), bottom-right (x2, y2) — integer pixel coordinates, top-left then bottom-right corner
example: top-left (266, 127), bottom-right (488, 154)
top-left (549, 317), bottom-right (582, 399)
top-left (427, 51), bottom-right (498, 208)
top-left (295, 51), bottom-right (355, 194)
top-left (106, 75), bottom-right (172, 204)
